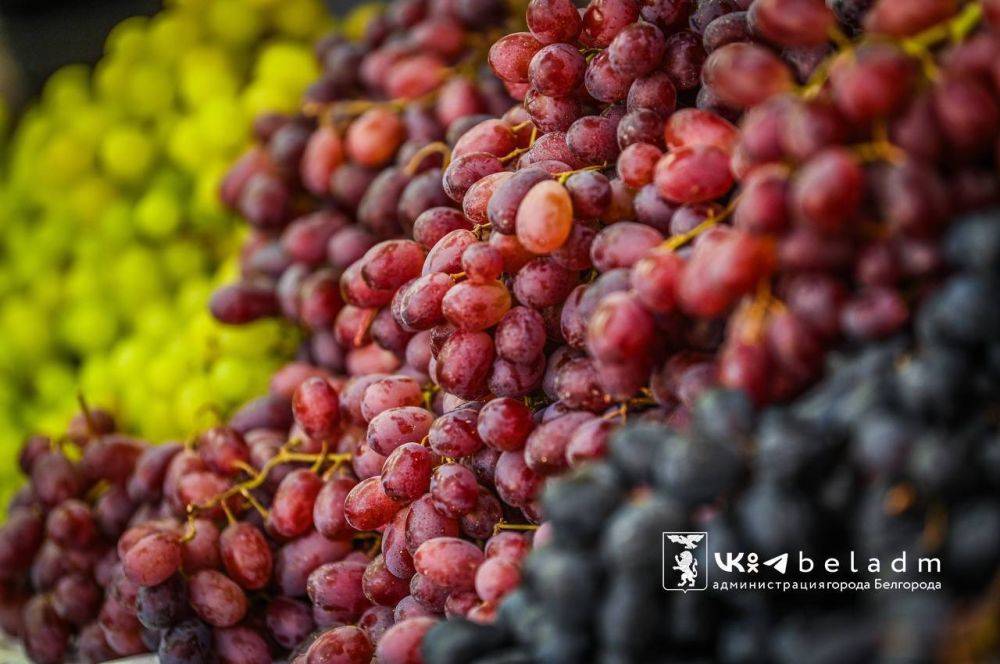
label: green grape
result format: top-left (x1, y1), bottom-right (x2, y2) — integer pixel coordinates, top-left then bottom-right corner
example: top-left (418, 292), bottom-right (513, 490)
top-left (38, 132), bottom-right (94, 187)
top-left (78, 355), bottom-right (118, 407)
top-left (179, 280), bottom-right (217, 317)
top-left (41, 65), bottom-right (92, 113)
top-left (112, 247), bottom-right (167, 316)
top-left (35, 362), bottom-right (76, 406)
top-left (179, 47), bottom-right (239, 106)
top-left (208, 0), bottom-right (265, 46)
top-left (209, 356), bottom-right (256, 403)
top-left (135, 302), bottom-right (177, 341)
top-left (30, 277), bottom-right (62, 313)
top-left (111, 338), bottom-right (149, 384)
top-left (0, 297), bottom-right (53, 366)
top-left (105, 16), bottom-right (150, 60)
top-left (176, 375), bottom-right (218, 432)
top-left (149, 11), bottom-right (202, 62)
top-left (167, 116), bottom-right (211, 171)
top-left (241, 80), bottom-right (300, 117)
top-left (144, 398), bottom-right (177, 441)
top-left (95, 59), bottom-right (133, 104)
top-left (254, 41), bottom-right (320, 98)
top-left (59, 300), bottom-right (119, 354)
top-left (65, 263), bottom-right (104, 300)
top-left (149, 344), bottom-right (194, 395)
top-left (196, 97), bottom-right (248, 154)
top-left (190, 163), bottom-right (230, 227)
top-left (271, 0), bottom-right (334, 39)
top-left (98, 200), bottom-right (138, 246)
top-left (128, 63), bottom-right (175, 119)
top-left (135, 187), bottom-right (183, 239)
top-left (164, 239), bottom-right (209, 283)
top-left (100, 125), bottom-right (157, 184)
top-left (69, 175), bottom-right (119, 226)
top-left (69, 104), bottom-right (116, 145)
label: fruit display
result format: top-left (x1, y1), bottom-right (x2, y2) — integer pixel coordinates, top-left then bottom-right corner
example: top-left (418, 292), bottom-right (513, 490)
top-left (1, 0), bottom-right (1000, 662)
top-left (425, 208), bottom-right (1000, 662)
top-left (0, 0), bottom-right (351, 504)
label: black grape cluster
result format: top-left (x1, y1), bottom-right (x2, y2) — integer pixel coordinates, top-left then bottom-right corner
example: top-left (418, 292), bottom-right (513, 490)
top-left (423, 209), bottom-right (1000, 663)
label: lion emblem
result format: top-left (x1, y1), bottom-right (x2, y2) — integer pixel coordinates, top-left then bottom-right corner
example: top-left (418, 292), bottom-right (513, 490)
top-left (673, 550), bottom-right (698, 587)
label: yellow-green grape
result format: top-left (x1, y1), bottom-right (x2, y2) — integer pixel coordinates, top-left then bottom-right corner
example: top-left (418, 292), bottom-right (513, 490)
top-left (251, 40), bottom-right (320, 106)
top-left (134, 187), bottom-right (182, 239)
top-left (100, 125), bottom-right (157, 184)
top-left (196, 97), bottom-right (247, 155)
top-left (41, 65), bottom-right (92, 114)
top-left (176, 375), bottom-right (219, 433)
top-left (94, 58), bottom-right (133, 104)
top-left (105, 16), bottom-right (150, 60)
top-left (190, 162), bottom-right (230, 228)
top-left (35, 362), bottom-right (77, 408)
top-left (98, 200), bottom-right (138, 246)
top-left (163, 239), bottom-right (209, 283)
top-left (148, 11), bottom-right (202, 62)
top-left (271, 0), bottom-right (335, 39)
top-left (69, 175), bottom-right (120, 226)
top-left (209, 356), bottom-right (257, 403)
top-left (127, 62), bottom-right (175, 119)
top-left (179, 47), bottom-right (239, 107)
top-left (0, 298), bottom-right (53, 369)
top-left (208, 0), bottom-right (265, 47)
top-left (38, 132), bottom-right (94, 187)
top-left (59, 300), bottom-right (120, 355)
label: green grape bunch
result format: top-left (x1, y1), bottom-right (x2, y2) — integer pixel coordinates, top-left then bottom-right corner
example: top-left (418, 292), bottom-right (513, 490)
top-left (0, 0), bottom-right (378, 507)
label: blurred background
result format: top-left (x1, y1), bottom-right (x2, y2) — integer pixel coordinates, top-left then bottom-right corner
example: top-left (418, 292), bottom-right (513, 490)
top-left (0, 0), bottom-right (369, 114)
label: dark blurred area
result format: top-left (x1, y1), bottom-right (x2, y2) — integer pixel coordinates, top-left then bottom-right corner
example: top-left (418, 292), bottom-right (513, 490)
top-left (0, 0), bottom-right (162, 109)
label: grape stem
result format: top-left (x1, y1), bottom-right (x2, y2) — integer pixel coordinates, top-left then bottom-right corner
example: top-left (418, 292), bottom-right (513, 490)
top-left (662, 196), bottom-right (740, 251)
top-left (76, 392), bottom-right (97, 436)
top-left (404, 141), bottom-right (452, 175)
top-left (555, 163), bottom-right (605, 184)
top-left (493, 521), bottom-right (539, 536)
top-left (185, 446), bottom-right (352, 520)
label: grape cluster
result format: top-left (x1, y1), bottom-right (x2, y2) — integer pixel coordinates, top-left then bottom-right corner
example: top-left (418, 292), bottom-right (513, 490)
top-left (7, 0), bottom-right (1000, 662)
top-left (478, 0), bottom-right (1000, 421)
top-left (211, 0), bottom-right (521, 359)
top-left (0, 359), bottom-right (548, 663)
top-left (424, 208), bottom-right (1000, 663)
top-left (0, 0), bottom-right (349, 499)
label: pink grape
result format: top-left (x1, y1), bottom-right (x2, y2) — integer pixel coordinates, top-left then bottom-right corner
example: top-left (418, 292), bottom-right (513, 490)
top-left (188, 570), bottom-right (248, 628)
top-left (413, 537), bottom-right (483, 590)
top-left (344, 476), bottom-right (401, 531)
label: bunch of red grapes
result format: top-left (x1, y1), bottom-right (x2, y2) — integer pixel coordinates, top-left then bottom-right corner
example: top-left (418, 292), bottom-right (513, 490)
top-left (6, 0), bottom-right (1000, 662)
top-left (0, 387), bottom-right (541, 663)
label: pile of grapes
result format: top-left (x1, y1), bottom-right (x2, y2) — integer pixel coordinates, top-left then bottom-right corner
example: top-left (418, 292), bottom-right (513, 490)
top-left (426, 207), bottom-right (1000, 662)
top-left (0, 0), bottom-right (355, 500)
top-left (2, 0), bottom-right (1000, 662)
